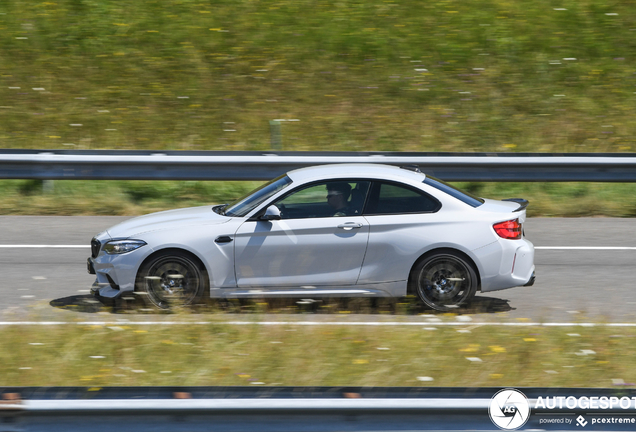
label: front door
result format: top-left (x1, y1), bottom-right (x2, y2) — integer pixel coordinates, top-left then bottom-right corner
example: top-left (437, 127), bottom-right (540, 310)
top-left (234, 180), bottom-right (371, 288)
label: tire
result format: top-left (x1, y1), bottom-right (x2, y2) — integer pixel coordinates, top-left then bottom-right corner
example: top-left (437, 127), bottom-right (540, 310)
top-left (136, 251), bottom-right (207, 309)
top-left (410, 251), bottom-right (477, 311)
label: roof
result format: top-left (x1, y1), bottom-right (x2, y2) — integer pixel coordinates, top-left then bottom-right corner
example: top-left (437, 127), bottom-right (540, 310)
top-left (287, 163), bottom-right (427, 184)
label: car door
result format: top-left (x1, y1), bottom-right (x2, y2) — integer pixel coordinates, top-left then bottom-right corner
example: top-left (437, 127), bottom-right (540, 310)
top-left (234, 180), bottom-right (371, 288)
top-left (357, 181), bottom-right (443, 284)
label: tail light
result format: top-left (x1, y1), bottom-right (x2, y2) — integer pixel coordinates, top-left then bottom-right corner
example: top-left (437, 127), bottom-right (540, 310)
top-left (493, 219), bottom-right (522, 240)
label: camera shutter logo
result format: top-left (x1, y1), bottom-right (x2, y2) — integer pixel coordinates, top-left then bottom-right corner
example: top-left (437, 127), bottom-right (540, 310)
top-left (489, 389), bottom-right (531, 430)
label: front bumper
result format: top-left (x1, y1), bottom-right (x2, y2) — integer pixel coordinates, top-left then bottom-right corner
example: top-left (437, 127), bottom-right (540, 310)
top-left (89, 272), bottom-right (124, 300)
top-left (87, 258), bottom-right (95, 275)
top-left (90, 281), bottom-right (119, 305)
top-left (87, 244), bottom-right (151, 299)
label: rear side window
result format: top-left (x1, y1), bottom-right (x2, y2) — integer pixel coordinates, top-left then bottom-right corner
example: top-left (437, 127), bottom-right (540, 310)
top-left (423, 176), bottom-right (484, 208)
top-left (364, 182), bottom-right (441, 215)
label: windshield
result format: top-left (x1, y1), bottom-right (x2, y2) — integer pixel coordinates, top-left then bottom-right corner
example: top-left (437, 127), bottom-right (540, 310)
top-left (224, 175), bottom-right (292, 217)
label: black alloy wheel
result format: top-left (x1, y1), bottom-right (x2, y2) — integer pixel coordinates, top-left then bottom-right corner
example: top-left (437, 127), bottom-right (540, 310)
top-left (411, 252), bottom-right (477, 311)
top-left (138, 251), bottom-right (206, 309)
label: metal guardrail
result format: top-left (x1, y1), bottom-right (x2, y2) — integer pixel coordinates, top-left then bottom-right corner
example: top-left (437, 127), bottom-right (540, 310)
top-left (3, 150), bottom-right (636, 181)
top-left (2, 386), bottom-right (636, 431)
top-left (0, 386), bottom-right (486, 432)
top-left (0, 386), bottom-right (636, 432)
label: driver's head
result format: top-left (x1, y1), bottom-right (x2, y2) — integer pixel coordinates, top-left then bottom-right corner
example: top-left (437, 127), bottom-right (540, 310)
top-left (326, 182), bottom-right (351, 208)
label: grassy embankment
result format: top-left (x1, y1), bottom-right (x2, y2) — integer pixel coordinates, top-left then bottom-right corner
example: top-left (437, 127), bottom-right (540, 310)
top-left (1, 320), bottom-right (634, 388)
top-left (2, 0), bottom-right (636, 215)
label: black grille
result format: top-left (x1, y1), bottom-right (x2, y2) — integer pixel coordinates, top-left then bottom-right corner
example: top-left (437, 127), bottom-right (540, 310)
top-left (91, 238), bottom-right (101, 258)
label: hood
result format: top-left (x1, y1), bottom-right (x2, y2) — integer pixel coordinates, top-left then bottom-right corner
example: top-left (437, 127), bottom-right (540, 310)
top-left (107, 205), bottom-right (231, 238)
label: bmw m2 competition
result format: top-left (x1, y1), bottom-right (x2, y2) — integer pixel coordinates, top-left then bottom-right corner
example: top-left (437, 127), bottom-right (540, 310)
top-left (87, 164), bottom-right (535, 311)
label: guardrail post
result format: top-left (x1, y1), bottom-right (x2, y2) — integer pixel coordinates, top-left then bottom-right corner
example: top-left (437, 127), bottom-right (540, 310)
top-left (269, 120), bottom-right (282, 150)
top-left (0, 392), bottom-right (23, 431)
top-left (43, 180), bottom-right (54, 194)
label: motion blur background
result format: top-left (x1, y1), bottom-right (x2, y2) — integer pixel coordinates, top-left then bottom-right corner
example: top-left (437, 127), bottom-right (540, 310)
top-left (2, 1), bottom-right (636, 391)
top-left (4, 0), bottom-right (636, 217)
top-left (2, 0), bottom-right (635, 153)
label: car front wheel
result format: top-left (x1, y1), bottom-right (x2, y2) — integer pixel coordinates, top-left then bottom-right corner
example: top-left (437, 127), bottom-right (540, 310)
top-left (411, 252), bottom-right (477, 311)
top-left (137, 251), bottom-right (207, 309)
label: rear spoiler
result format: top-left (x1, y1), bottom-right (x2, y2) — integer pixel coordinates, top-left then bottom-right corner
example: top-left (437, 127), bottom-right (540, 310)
top-left (502, 198), bottom-right (529, 212)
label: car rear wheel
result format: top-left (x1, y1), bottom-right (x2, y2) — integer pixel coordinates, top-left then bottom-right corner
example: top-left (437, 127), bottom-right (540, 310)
top-left (137, 251), bottom-right (207, 309)
top-left (411, 252), bottom-right (477, 311)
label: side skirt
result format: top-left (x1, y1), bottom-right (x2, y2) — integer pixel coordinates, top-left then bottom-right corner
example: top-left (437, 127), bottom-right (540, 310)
top-left (209, 281), bottom-right (407, 299)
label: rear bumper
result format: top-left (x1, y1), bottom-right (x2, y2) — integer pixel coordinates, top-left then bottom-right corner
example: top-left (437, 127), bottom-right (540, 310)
top-left (478, 238), bottom-right (535, 292)
top-left (524, 271), bottom-right (536, 287)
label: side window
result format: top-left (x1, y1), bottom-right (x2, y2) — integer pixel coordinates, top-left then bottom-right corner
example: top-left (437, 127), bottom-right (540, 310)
top-left (364, 182), bottom-right (441, 215)
top-left (272, 181), bottom-right (370, 219)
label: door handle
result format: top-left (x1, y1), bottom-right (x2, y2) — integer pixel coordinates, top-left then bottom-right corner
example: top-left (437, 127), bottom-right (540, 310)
top-left (215, 236), bottom-right (233, 244)
top-left (337, 223), bottom-right (363, 230)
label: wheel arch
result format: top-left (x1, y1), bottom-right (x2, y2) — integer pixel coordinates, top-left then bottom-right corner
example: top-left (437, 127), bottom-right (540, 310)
top-left (407, 247), bottom-right (482, 295)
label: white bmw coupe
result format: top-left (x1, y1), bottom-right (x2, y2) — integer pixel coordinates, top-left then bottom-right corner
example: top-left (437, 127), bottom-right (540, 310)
top-left (88, 164), bottom-right (535, 311)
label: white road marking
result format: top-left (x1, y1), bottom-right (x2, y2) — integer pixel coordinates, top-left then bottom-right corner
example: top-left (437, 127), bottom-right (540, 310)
top-left (0, 321), bottom-right (636, 327)
top-left (1, 245), bottom-right (635, 250)
top-left (535, 246), bottom-right (636, 250)
top-left (0, 245), bottom-right (90, 248)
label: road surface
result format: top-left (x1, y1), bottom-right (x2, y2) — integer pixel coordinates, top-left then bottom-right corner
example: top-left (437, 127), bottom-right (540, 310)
top-left (1, 216), bottom-right (635, 323)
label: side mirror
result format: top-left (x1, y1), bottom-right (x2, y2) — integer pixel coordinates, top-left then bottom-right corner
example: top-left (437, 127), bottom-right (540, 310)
top-left (260, 205), bottom-right (281, 221)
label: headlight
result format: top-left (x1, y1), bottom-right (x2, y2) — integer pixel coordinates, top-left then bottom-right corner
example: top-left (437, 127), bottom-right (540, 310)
top-left (103, 240), bottom-right (147, 255)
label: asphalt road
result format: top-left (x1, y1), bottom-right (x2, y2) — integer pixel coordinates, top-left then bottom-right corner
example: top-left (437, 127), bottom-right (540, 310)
top-left (1, 216), bottom-right (635, 322)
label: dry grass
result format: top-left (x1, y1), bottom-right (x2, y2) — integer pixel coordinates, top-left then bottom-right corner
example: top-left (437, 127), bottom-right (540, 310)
top-left (1, 315), bottom-right (635, 388)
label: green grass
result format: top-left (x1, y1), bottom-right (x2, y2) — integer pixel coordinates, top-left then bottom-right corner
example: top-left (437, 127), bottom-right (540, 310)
top-left (0, 179), bottom-right (261, 215)
top-left (1, 0), bottom-right (636, 153)
top-left (2, 179), bottom-right (636, 217)
top-left (1, 318), bottom-right (635, 387)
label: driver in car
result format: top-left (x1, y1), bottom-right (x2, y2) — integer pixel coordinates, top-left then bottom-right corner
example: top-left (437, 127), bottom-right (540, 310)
top-left (326, 182), bottom-right (352, 216)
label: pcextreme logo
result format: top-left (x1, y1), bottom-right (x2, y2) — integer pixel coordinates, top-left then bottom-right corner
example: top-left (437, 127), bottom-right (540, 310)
top-left (489, 388), bottom-right (531, 430)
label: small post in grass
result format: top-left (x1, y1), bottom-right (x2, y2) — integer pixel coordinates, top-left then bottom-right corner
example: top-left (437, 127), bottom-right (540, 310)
top-left (269, 120), bottom-right (282, 150)
top-left (43, 180), bottom-right (54, 194)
